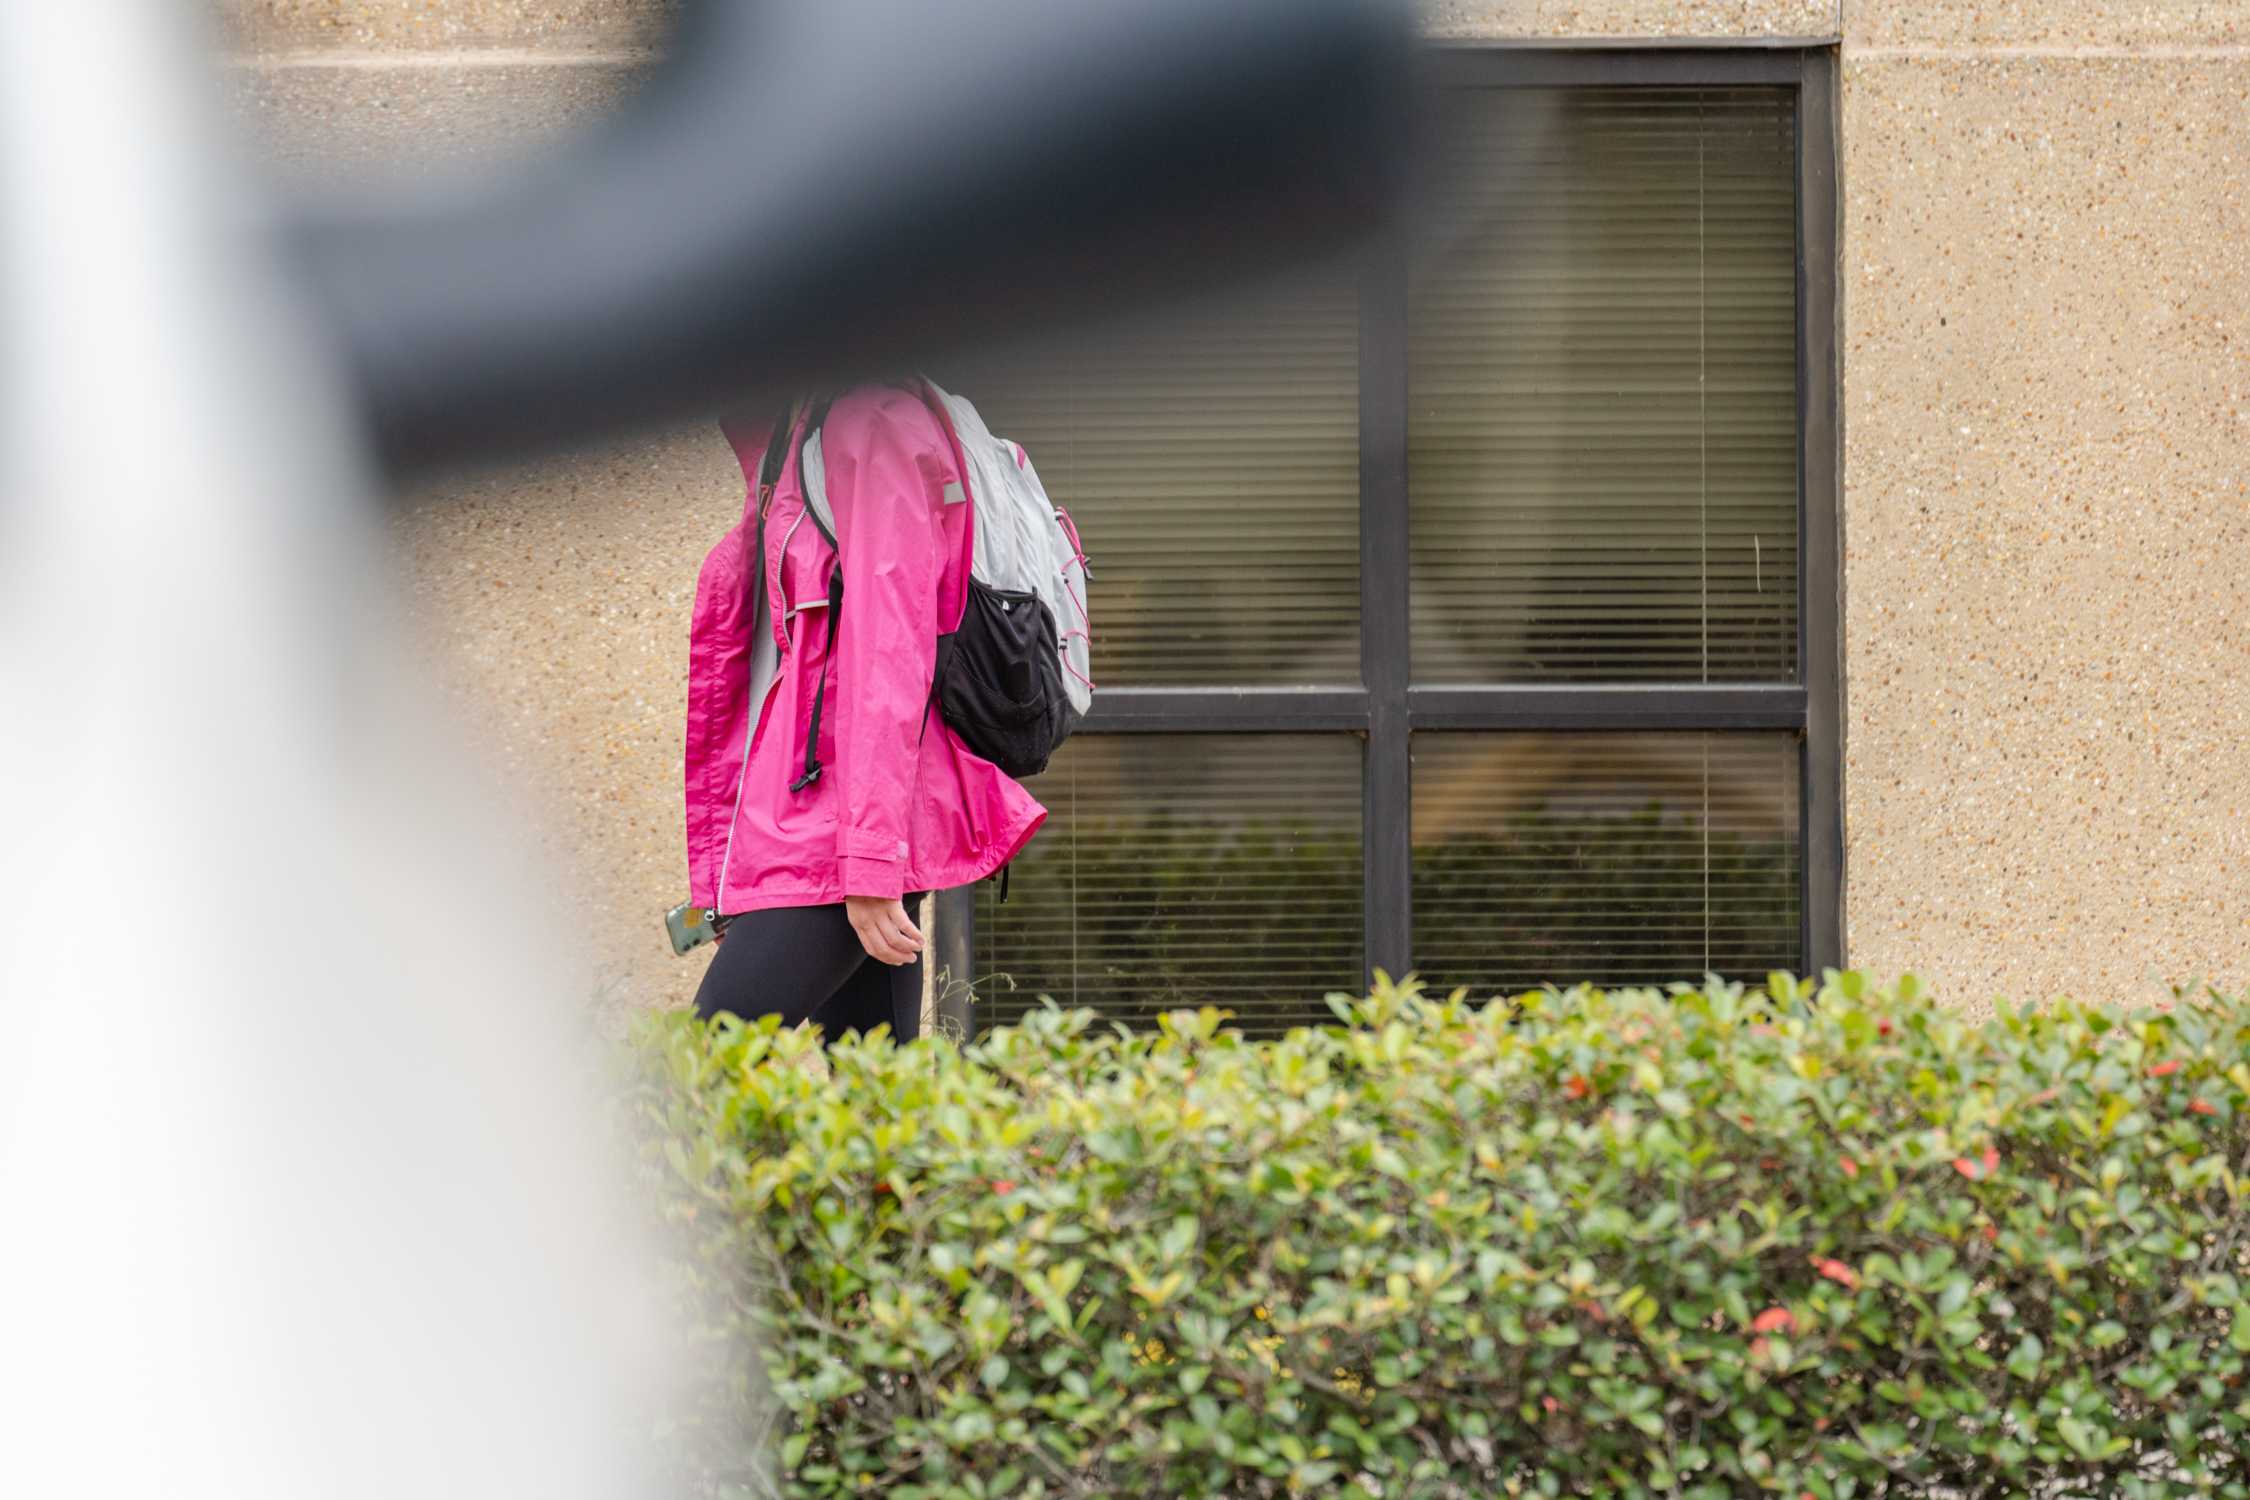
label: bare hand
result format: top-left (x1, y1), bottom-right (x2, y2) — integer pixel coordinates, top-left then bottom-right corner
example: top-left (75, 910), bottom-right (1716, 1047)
top-left (846, 895), bottom-right (924, 966)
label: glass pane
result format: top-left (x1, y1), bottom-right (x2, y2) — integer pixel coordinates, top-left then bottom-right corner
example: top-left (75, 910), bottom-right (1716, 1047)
top-left (950, 269), bottom-right (1360, 687)
top-left (976, 735), bottom-right (1363, 1035)
top-left (1410, 87), bottom-right (1799, 683)
top-left (1411, 732), bottom-right (1801, 997)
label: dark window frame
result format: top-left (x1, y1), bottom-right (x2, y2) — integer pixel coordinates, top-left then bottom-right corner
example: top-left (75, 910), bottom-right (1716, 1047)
top-left (938, 44), bottom-right (1843, 1035)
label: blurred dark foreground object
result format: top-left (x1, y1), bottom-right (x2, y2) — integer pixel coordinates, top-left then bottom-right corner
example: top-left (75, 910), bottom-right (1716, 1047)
top-left (0, 5), bottom-right (1407, 1493)
top-left (285, 0), bottom-right (1416, 484)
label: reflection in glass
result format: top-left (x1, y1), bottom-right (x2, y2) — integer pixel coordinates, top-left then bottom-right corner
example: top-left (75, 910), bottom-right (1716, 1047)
top-left (1411, 731), bottom-right (1802, 997)
top-left (955, 269), bottom-right (1361, 687)
top-left (975, 735), bottom-right (1364, 1034)
top-left (1411, 88), bottom-right (1799, 683)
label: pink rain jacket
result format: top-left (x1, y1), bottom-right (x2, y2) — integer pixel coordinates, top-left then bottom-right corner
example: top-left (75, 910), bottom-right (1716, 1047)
top-left (685, 386), bottom-right (1047, 914)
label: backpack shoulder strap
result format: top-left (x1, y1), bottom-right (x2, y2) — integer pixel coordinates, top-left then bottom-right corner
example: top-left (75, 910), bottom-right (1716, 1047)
top-left (795, 394), bottom-right (840, 548)
top-left (755, 398), bottom-right (799, 513)
top-left (785, 392), bottom-right (842, 796)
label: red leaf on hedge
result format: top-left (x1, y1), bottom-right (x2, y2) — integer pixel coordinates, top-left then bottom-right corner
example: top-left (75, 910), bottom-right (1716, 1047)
top-left (1816, 1258), bottom-right (1861, 1290)
top-left (1839, 1156), bottom-right (1859, 1178)
top-left (1753, 1307), bottom-right (1795, 1334)
top-left (2190, 1098), bottom-right (2219, 1116)
top-left (2029, 1087), bottom-right (2060, 1105)
top-left (1750, 1337), bottom-right (1771, 1362)
top-left (1541, 1395), bottom-right (1560, 1415)
top-left (1876, 1019), bottom-right (1893, 1037)
top-left (2149, 1059), bottom-right (2183, 1078)
top-left (1980, 1222), bottom-right (1998, 1243)
top-left (1953, 1145), bottom-right (2001, 1180)
top-left (989, 1179), bottom-right (1017, 1196)
top-left (1564, 1075), bottom-right (1591, 1100)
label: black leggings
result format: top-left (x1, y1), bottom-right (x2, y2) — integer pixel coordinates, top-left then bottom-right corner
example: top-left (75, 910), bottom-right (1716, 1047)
top-left (692, 895), bottom-right (927, 1043)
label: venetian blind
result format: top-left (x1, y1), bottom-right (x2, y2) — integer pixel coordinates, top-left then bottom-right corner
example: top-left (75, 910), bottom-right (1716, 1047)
top-left (1410, 731), bottom-right (1802, 998)
top-left (1409, 87), bottom-right (1799, 683)
top-left (950, 268), bottom-right (1361, 687)
top-left (975, 735), bottom-right (1363, 1035)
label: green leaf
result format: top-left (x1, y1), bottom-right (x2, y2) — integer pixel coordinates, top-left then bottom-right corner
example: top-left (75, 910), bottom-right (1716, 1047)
top-left (2055, 1415), bottom-right (2127, 1461)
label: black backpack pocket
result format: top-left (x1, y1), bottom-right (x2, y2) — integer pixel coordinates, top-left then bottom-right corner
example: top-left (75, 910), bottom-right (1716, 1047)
top-left (936, 580), bottom-right (1071, 778)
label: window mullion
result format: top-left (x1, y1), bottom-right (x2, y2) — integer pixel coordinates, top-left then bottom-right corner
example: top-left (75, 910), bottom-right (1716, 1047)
top-left (1797, 50), bottom-right (1846, 973)
top-left (1361, 233), bottom-right (1413, 987)
top-left (1408, 683), bottom-right (1808, 732)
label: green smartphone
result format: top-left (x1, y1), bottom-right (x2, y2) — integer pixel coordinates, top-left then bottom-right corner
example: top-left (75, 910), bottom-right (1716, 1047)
top-left (665, 901), bottom-right (726, 956)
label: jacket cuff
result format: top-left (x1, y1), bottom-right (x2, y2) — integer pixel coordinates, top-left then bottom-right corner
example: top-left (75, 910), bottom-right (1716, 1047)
top-left (838, 854), bottom-right (905, 902)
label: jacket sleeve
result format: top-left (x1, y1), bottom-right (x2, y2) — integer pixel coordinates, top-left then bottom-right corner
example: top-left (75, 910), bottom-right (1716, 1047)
top-left (828, 396), bottom-right (949, 900)
top-left (684, 518), bottom-right (754, 909)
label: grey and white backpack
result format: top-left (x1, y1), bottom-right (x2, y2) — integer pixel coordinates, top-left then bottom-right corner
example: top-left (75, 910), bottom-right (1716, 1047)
top-left (796, 379), bottom-right (1092, 779)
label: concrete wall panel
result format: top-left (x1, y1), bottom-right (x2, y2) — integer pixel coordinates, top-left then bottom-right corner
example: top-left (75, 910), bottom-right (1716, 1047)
top-left (218, 0), bottom-right (672, 54)
top-left (224, 0), bottom-right (1849, 53)
top-left (235, 58), bottom-right (731, 1015)
top-left (394, 436), bottom-right (741, 1015)
top-left (1425, 0), bottom-right (1835, 39)
top-left (1841, 53), bottom-right (2250, 1007)
top-left (1848, 1), bottom-right (2247, 51)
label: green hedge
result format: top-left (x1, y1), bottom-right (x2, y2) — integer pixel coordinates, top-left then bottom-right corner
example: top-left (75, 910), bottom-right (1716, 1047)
top-left (628, 974), bottom-right (2250, 1499)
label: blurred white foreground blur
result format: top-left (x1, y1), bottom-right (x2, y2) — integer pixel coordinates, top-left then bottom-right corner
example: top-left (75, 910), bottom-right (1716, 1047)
top-left (0, 5), bottom-right (682, 1496)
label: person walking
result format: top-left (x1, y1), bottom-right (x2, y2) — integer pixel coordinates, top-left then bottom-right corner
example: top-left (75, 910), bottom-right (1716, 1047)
top-left (682, 383), bottom-right (1047, 1040)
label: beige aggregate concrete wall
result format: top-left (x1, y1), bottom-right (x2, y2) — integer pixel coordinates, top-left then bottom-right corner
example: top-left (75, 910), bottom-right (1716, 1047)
top-left (231, 54), bottom-right (733, 1016)
top-left (392, 437), bottom-right (741, 1016)
top-left (224, 0), bottom-right (1853, 52)
top-left (218, 0), bottom-right (673, 53)
top-left (1426, 0), bottom-right (1835, 39)
top-left (1840, 6), bottom-right (2250, 1010)
top-left (1848, 1), bottom-right (2247, 49)
top-left (235, 46), bottom-right (967, 1025)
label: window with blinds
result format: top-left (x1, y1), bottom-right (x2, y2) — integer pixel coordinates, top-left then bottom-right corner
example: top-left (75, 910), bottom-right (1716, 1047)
top-left (974, 735), bottom-right (1364, 1036)
top-left (1410, 732), bottom-right (1802, 999)
top-left (951, 269), bottom-right (1361, 687)
top-left (941, 65), bottom-right (1835, 1038)
top-left (1409, 87), bottom-right (1799, 683)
